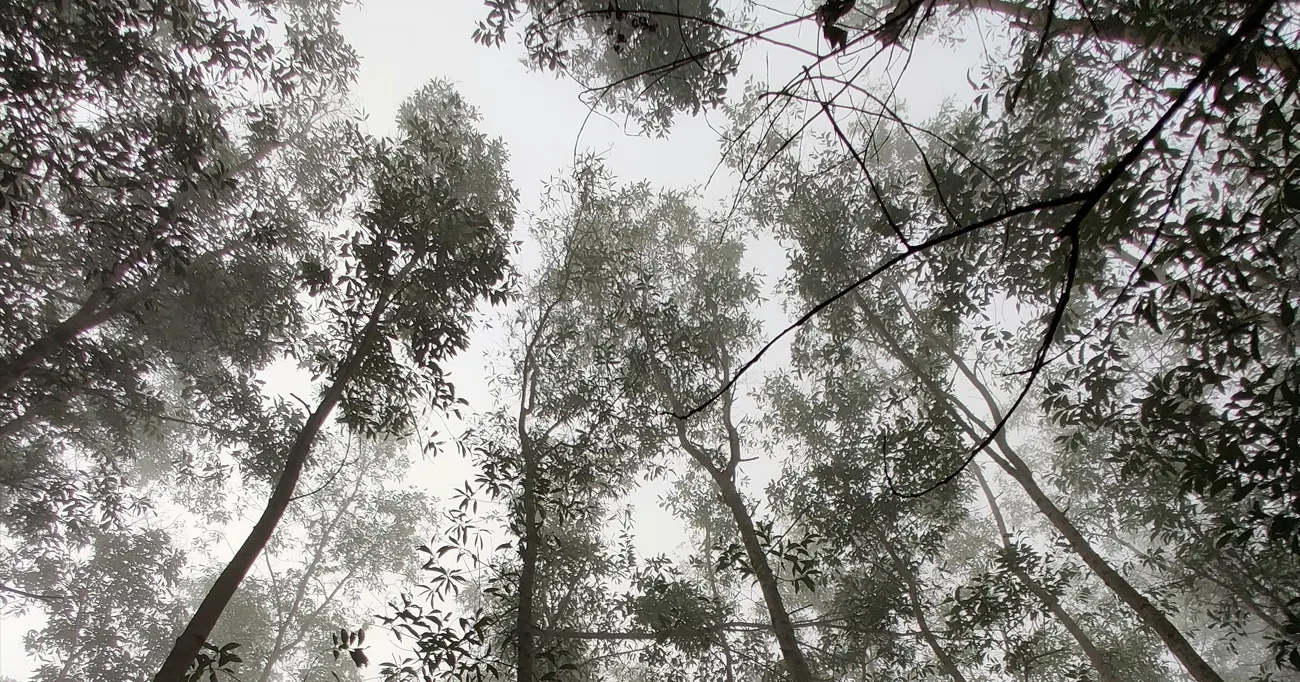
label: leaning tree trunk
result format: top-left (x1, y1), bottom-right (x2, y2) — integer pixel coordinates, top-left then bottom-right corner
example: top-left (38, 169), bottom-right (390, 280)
top-left (849, 285), bottom-right (1226, 682)
top-left (254, 476), bottom-right (365, 682)
top-left (972, 466), bottom-right (1117, 682)
top-left (153, 258), bottom-right (411, 682)
top-left (712, 477), bottom-right (814, 682)
top-left (654, 369), bottom-right (815, 682)
top-left (704, 528), bottom-right (740, 682)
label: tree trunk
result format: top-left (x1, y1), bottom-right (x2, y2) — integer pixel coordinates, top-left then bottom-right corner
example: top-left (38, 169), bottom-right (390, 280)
top-left (54, 586), bottom-right (92, 682)
top-left (713, 478), bottom-right (814, 682)
top-left (704, 528), bottom-right (739, 682)
top-left (153, 265), bottom-right (403, 682)
top-left (997, 455), bottom-right (1224, 682)
top-left (972, 466), bottom-right (1117, 682)
top-left (516, 436), bottom-right (540, 682)
top-left (634, 314), bottom-right (814, 682)
top-left (851, 285), bottom-right (1224, 682)
top-left (0, 290), bottom-right (116, 397)
top-left (886, 546), bottom-right (967, 682)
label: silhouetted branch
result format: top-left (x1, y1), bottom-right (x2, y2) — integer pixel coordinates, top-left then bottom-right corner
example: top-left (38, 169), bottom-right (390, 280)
top-left (886, 0), bottom-right (1279, 498)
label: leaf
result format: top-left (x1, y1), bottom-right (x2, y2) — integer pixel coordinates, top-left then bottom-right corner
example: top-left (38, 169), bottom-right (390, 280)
top-left (1142, 297), bottom-right (1161, 333)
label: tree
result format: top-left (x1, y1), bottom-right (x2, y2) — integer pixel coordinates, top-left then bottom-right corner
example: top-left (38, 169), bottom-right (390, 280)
top-left (20, 528), bottom-right (188, 682)
top-left (153, 79), bottom-right (516, 682)
top-left (478, 0), bottom-right (1297, 578)
top-left (509, 163), bottom-right (814, 681)
top-left (0, 0), bottom-right (364, 613)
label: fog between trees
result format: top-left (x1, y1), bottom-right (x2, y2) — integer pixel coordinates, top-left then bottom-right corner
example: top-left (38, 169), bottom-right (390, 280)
top-left (1, 1), bottom-right (1298, 681)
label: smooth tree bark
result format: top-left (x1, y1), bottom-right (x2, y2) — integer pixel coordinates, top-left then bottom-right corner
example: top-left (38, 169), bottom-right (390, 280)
top-left (153, 256), bottom-right (422, 682)
top-left (1107, 533), bottom-right (1300, 649)
top-left (511, 243), bottom-right (579, 682)
top-left (643, 349), bottom-right (814, 682)
top-left (52, 587), bottom-right (92, 682)
top-left (854, 282), bottom-right (1226, 682)
top-left (971, 466), bottom-right (1117, 682)
top-left (515, 399), bottom-right (541, 682)
top-left (703, 528), bottom-right (739, 682)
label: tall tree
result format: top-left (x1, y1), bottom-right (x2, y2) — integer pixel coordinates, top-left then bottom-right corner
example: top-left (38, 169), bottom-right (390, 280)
top-left (513, 163), bottom-right (815, 681)
top-left (153, 79), bottom-right (516, 682)
top-left (0, 0), bottom-right (363, 610)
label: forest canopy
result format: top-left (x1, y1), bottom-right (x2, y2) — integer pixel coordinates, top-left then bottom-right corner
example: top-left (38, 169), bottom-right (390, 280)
top-left (0, 0), bottom-right (1297, 681)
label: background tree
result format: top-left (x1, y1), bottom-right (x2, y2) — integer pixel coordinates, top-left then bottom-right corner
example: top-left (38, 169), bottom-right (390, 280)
top-left (199, 436), bottom-right (436, 682)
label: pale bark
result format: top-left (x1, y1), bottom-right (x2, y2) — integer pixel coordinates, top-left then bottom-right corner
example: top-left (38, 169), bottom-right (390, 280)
top-left (53, 587), bottom-right (92, 682)
top-left (885, 545), bottom-right (968, 682)
top-left (846, 283), bottom-right (1224, 682)
top-left (515, 433), bottom-right (540, 682)
top-left (1109, 533), bottom-right (1300, 648)
top-left (704, 528), bottom-right (739, 682)
top-left (512, 239), bottom-right (584, 682)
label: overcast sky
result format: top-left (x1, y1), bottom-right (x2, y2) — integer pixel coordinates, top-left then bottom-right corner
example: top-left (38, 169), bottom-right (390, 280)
top-left (0, 1), bottom-right (992, 677)
top-left (337, 0), bottom-right (989, 544)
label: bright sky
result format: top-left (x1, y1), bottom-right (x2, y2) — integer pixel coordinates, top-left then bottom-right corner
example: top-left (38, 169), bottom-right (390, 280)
top-left (0, 1), bottom-right (993, 678)
top-left (339, 0), bottom-right (989, 545)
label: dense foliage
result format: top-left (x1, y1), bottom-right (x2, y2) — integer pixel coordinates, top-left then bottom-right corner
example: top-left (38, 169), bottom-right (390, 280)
top-left (2, 0), bottom-right (1297, 681)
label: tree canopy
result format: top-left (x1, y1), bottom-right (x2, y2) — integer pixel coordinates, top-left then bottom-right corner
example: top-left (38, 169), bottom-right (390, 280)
top-left (2, 0), bottom-right (1297, 681)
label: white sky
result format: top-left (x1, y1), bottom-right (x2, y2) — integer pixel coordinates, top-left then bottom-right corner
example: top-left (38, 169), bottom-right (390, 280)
top-left (340, 0), bottom-right (988, 547)
top-left (0, 1), bottom-right (994, 678)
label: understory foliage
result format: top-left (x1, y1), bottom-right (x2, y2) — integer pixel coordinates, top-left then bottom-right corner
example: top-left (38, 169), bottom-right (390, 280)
top-left (3, 0), bottom-right (1299, 681)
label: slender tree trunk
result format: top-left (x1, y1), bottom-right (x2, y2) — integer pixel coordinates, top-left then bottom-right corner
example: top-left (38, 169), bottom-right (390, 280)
top-left (972, 466), bottom-right (1117, 682)
top-left (511, 231), bottom-right (587, 682)
top-left (997, 456), bottom-right (1224, 682)
top-left (886, 546), bottom-right (967, 682)
top-left (850, 285), bottom-right (1225, 682)
top-left (712, 477), bottom-right (814, 682)
top-left (516, 436), bottom-right (540, 682)
top-left (1112, 535), bottom-right (1300, 646)
top-left (54, 586), bottom-right (92, 682)
top-left (704, 528), bottom-right (739, 682)
top-left (628, 299), bottom-right (815, 682)
top-left (153, 259), bottom-right (410, 682)
top-left (651, 358), bottom-right (814, 682)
